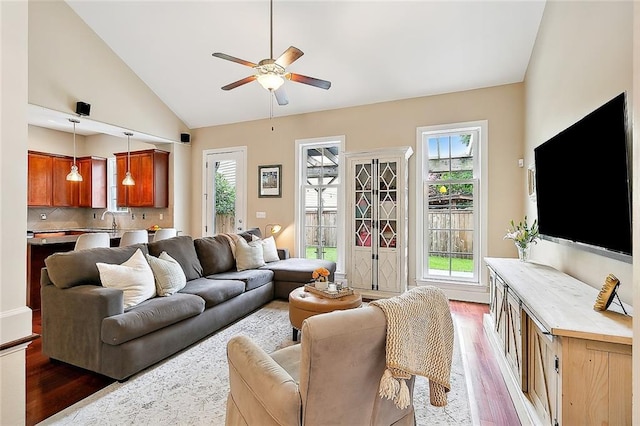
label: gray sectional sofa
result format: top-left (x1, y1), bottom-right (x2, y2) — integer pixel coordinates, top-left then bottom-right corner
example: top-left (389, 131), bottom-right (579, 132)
top-left (40, 231), bottom-right (335, 380)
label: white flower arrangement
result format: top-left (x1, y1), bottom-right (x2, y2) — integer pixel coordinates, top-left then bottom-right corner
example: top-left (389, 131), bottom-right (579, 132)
top-left (504, 216), bottom-right (540, 249)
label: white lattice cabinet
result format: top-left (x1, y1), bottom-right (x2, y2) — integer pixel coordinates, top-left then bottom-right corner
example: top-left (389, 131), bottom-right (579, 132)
top-left (345, 146), bottom-right (412, 298)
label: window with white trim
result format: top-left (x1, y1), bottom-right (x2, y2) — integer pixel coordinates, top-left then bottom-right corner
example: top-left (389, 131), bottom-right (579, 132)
top-left (417, 122), bottom-right (485, 285)
top-left (107, 158), bottom-right (128, 212)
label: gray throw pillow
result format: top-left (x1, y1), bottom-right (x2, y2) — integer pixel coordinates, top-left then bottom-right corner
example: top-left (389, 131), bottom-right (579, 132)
top-left (238, 228), bottom-right (262, 242)
top-left (194, 235), bottom-right (235, 276)
top-left (147, 235), bottom-right (203, 281)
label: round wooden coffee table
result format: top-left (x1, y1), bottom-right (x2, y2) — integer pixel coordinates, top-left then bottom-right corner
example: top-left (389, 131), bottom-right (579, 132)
top-left (288, 286), bottom-right (362, 341)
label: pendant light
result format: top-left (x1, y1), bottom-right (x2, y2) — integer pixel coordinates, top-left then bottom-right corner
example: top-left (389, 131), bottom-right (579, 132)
top-left (122, 132), bottom-right (135, 186)
top-left (65, 118), bottom-right (83, 181)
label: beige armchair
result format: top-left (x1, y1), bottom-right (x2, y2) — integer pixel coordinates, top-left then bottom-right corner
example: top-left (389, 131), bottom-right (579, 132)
top-left (225, 305), bottom-right (416, 426)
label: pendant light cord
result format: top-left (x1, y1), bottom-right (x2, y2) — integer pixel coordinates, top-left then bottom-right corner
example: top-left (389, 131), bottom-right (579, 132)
top-left (69, 118), bottom-right (80, 165)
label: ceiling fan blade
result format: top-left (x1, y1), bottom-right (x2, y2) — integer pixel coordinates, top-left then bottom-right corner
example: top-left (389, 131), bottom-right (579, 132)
top-left (287, 73), bottom-right (331, 90)
top-left (221, 75), bottom-right (257, 91)
top-left (212, 52), bottom-right (257, 68)
top-left (275, 46), bottom-right (304, 68)
top-left (274, 86), bottom-right (289, 106)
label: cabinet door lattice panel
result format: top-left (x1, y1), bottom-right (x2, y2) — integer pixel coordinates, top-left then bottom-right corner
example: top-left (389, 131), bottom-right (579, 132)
top-left (346, 147), bottom-right (412, 297)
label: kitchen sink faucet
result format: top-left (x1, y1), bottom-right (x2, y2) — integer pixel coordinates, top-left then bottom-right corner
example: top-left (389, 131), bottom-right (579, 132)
top-left (100, 210), bottom-right (118, 232)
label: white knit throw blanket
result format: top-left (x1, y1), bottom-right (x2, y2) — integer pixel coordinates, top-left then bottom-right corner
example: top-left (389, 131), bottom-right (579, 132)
top-left (370, 286), bottom-right (454, 409)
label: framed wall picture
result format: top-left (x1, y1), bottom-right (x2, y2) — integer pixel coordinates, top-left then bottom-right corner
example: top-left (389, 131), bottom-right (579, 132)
top-left (258, 164), bottom-right (282, 198)
top-left (527, 163), bottom-right (536, 201)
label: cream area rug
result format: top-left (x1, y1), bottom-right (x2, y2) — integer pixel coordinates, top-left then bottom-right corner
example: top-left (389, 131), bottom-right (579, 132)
top-left (39, 300), bottom-right (475, 425)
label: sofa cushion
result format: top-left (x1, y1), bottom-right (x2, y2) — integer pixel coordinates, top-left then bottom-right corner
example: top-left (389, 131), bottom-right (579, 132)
top-left (235, 238), bottom-right (266, 271)
top-left (194, 235), bottom-right (235, 275)
top-left (208, 269), bottom-right (274, 291)
top-left (147, 235), bottom-right (203, 281)
top-left (261, 258), bottom-right (337, 284)
top-left (179, 277), bottom-right (245, 308)
top-left (97, 248), bottom-right (157, 309)
top-left (101, 293), bottom-right (205, 346)
top-left (146, 252), bottom-right (187, 296)
top-left (45, 244), bottom-right (149, 289)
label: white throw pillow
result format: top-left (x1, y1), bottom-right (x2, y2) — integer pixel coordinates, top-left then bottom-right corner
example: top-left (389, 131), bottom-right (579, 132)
top-left (261, 236), bottom-right (280, 263)
top-left (97, 248), bottom-right (156, 308)
top-left (235, 237), bottom-right (266, 271)
top-left (146, 251), bottom-right (187, 296)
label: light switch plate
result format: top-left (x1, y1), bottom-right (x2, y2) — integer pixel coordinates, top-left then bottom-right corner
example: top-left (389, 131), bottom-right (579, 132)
top-left (256, 211), bottom-right (266, 218)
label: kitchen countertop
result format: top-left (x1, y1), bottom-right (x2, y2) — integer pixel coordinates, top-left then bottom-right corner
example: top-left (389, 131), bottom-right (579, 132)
top-left (27, 229), bottom-right (153, 245)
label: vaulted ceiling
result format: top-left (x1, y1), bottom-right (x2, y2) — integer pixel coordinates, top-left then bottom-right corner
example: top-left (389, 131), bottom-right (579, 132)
top-left (66, 1), bottom-right (546, 129)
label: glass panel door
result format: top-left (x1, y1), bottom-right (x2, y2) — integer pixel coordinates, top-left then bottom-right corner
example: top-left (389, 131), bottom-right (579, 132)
top-left (303, 146), bottom-right (339, 261)
top-left (205, 149), bottom-right (246, 236)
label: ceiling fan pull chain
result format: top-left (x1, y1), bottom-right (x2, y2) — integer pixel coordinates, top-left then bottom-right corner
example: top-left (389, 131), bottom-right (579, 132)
top-left (270, 93), bottom-right (274, 120)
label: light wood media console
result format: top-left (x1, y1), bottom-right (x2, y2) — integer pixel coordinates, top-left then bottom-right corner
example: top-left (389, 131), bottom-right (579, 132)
top-left (483, 258), bottom-right (632, 426)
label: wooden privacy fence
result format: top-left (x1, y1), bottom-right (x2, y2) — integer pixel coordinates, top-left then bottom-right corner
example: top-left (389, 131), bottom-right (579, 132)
top-left (428, 210), bottom-right (473, 257)
top-left (305, 211), bottom-right (337, 246)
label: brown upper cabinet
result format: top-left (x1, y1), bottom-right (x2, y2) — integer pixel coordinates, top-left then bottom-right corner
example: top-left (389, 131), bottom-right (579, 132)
top-left (27, 151), bottom-right (107, 208)
top-left (115, 149), bottom-right (169, 208)
top-left (77, 156), bottom-right (107, 208)
top-left (27, 152), bottom-right (53, 207)
top-left (51, 156), bottom-right (78, 207)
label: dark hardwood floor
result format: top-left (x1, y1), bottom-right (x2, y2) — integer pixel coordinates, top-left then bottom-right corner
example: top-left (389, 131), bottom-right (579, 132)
top-left (26, 301), bottom-right (519, 425)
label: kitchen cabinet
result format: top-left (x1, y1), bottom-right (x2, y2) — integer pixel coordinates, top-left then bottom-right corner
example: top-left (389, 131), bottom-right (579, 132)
top-left (115, 149), bottom-right (169, 208)
top-left (484, 258), bottom-right (632, 425)
top-left (28, 151), bottom-right (107, 208)
top-left (345, 146), bottom-right (412, 298)
top-left (77, 156), bottom-right (107, 208)
top-left (51, 156), bottom-right (78, 206)
top-left (28, 151), bottom-right (53, 206)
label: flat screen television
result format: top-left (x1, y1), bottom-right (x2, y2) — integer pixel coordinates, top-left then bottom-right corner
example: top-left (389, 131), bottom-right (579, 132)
top-left (534, 92), bottom-right (632, 263)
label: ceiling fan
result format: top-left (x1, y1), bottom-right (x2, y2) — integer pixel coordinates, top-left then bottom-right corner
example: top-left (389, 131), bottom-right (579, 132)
top-left (212, 0), bottom-right (331, 106)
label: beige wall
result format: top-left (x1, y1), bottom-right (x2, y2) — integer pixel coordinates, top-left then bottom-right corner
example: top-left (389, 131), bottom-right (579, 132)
top-left (191, 83), bottom-right (526, 288)
top-left (0, 2), bottom-right (30, 424)
top-left (28, 0), bottom-right (187, 141)
top-left (524, 0), bottom-right (633, 304)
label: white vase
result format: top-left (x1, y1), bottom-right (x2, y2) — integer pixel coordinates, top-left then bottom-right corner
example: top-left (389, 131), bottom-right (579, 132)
top-left (517, 245), bottom-right (530, 262)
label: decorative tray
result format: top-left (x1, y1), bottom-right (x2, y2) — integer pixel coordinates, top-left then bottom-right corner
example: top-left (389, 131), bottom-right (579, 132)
top-left (304, 283), bottom-right (354, 299)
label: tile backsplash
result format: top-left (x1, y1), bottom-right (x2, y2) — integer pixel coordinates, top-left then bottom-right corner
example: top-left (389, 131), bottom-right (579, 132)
top-left (28, 207), bottom-right (173, 232)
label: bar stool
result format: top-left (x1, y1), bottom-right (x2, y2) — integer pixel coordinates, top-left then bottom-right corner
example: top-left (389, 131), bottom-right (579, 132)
top-left (74, 233), bottom-right (110, 251)
top-left (152, 228), bottom-right (177, 242)
top-left (119, 230), bottom-right (149, 247)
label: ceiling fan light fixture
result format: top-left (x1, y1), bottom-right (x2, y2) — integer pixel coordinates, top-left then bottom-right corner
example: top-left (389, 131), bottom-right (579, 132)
top-left (257, 73), bottom-right (284, 91)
